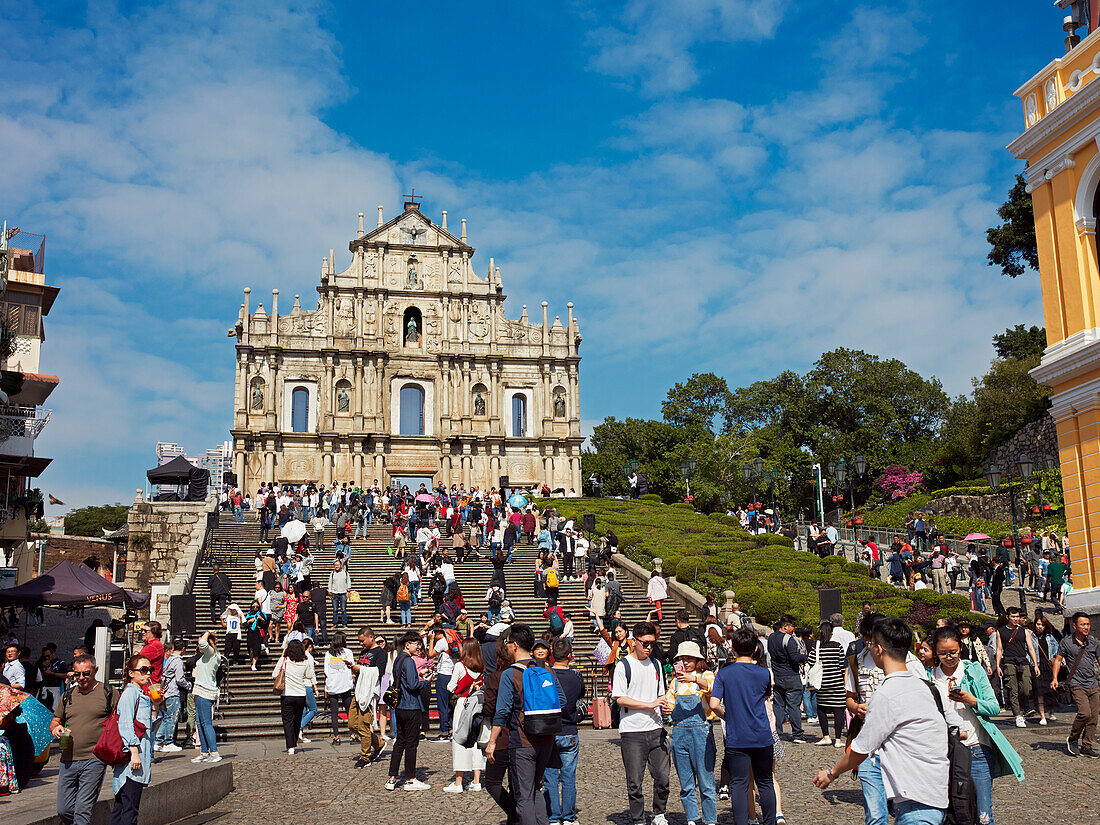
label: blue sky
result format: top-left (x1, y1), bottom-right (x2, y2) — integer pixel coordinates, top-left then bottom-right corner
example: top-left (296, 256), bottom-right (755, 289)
top-left (0, 0), bottom-right (1060, 512)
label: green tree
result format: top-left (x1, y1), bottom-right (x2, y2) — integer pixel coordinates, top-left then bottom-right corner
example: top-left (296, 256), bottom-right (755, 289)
top-left (992, 324), bottom-right (1046, 360)
top-left (987, 173), bottom-right (1038, 278)
top-left (971, 354), bottom-right (1051, 453)
top-left (661, 373), bottom-right (733, 434)
top-left (64, 504), bottom-right (128, 537)
top-left (582, 417), bottom-right (705, 501)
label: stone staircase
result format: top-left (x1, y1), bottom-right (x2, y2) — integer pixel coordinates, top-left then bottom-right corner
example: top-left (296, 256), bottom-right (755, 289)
top-left (186, 512), bottom-right (683, 740)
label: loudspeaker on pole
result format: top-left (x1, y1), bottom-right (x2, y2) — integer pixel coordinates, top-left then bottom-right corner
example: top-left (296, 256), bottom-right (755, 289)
top-left (170, 593), bottom-right (196, 637)
top-left (818, 588), bottom-right (842, 621)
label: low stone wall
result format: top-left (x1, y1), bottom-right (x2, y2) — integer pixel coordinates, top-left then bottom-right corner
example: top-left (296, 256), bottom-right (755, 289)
top-left (981, 415), bottom-right (1057, 473)
top-left (928, 489), bottom-right (1025, 523)
top-left (125, 495), bottom-right (217, 623)
top-left (41, 534), bottom-right (115, 572)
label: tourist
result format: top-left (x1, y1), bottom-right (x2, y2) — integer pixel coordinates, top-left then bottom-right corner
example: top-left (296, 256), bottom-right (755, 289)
top-left (431, 627), bottom-right (457, 742)
top-left (486, 623), bottom-right (566, 825)
top-left (766, 614), bottom-right (807, 740)
top-left (51, 654), bottom-right (117, 825)
top-left (483, 634), bottom-right (518, 825)
top-left (154, 640), bottom-right (189, 751)
top-left (296, 589), bottom-right (317, 639)
top-left (1032, 611), bottom-right (1061, 725)
top-left (995, 606), bottom-right (1041, 728)
top-left (1051, 611), bottom-right (1100, 757)
top-left (647, 570), bottom-right (668, 623)
top-left (3, 641), bottom-right (24, 689)
top-left (929, 624), bottom-right (1024, 823)
top-left (544, 637), bottom-right (584, 824)
top-left (957, 618), bottom-right (992, 675)
top-left (272, 638), bottom-right (315, 754)
top-left (137, 621), bottom-right (165, 686)
top-left (191, 631), bottom-right (222, 763)
top-left (323, 631), bottom-right (355, 745)
top-left (221, 602), bottom-right (244, 663)
top-left (298, 637), bottom-right (319, 741)
top-left (843, 612), bottom-right (926, 823)
top-left (660, 640), bottom-right (716, 825)
top-left (610, 621), bottom-right (669, 825)
top-left (329, 559), bottom-right (351, 629)
top-left (709, 628), bottom-right (776, 825)
top-left (243, 599), bottom-right (266, 672)
top-left (813, 617), bottom-right (950, 825)
top-left (207, 564), bottom-right (232, 624)
top-left (109, 654), bottom-right (161, 825)
top-left (348, 625), bottom-right (386, 767)
top-left (444, 638), bottom-right (487, 793)
top-left (807, 621), bottom-right (847, 747)
top-left (386, 630), bottom-right (432, 790)
top-left (269, 582), bottom-right (286, 645)
top-left (397, 573), bottom-right (413, 627)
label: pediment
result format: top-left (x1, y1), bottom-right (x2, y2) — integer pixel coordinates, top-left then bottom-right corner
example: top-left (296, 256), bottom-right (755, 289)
top-left (356, 207), bottom-right (472, 254)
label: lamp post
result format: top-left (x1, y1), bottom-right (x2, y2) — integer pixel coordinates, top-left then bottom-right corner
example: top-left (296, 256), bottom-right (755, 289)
top-left (680, 457), bottom-right (696, 502)
top-left (762, 469), bottom-right (777, 524)
top-left (1032, 454), bottom-right (1057, 530)
top-left (985, 456), bottom-right (1030, 608)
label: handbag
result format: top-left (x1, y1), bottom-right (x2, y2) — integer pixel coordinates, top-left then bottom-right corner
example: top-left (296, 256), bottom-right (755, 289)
top-left (806, 641), bottom-right (823, 691)
top-left (1053, 642), bottom-right (1088, 704)
top-left (272, 659), bottom-right (287, 694)
top-left (92, 692), bottom-right (146, 766)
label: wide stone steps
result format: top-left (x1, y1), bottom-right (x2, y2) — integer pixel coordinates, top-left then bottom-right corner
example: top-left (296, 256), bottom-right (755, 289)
top-left (186, 514), bottom-right (681, 739)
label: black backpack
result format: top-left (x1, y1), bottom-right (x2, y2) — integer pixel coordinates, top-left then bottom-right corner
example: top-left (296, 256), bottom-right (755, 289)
top-left (925, 682), bottom-right (977, 825)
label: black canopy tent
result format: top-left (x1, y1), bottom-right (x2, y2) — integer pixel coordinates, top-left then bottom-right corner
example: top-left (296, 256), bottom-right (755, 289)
top-left (146, 455), bottom-right (209, 502)
top-left (0, 560), bottom-right (149, 609)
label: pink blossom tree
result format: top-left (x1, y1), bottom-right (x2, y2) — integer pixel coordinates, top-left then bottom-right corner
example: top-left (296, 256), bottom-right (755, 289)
top-left (876, 464), bottom-right (924, 500)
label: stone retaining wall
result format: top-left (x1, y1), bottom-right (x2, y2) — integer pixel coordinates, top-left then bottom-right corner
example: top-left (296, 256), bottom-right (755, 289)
top-left (124, 495), bottom-right (217, 623)
top-left (928, 489), bottom-right (1025, 523)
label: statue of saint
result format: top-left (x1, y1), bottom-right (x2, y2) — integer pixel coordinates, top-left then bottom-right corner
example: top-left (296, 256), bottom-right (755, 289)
top-left (408, 260), bottom-right (419, 288)
top-left (474, 392), bottom-right (486, 417)
top-left (337, 386), bottom-right (350, 413)
top-left (554, 392), bottom-right (566, 418)
top-left (251, 383), bottom-right (263, 410)
top-left (405, 314), bottom-right (420, 344)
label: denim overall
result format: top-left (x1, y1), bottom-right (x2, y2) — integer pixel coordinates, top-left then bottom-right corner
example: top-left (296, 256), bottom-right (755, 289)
top-left (670, 688), bottom-right (718, 825)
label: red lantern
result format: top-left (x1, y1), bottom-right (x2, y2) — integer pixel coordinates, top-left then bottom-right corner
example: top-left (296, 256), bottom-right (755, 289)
top-left (1002, 536), bottom-right (1015, 548)
top-left (1043, 504), bottom-right (1053, 512)
top-left (845, 519), bottom-right (853, 528)
top-left (1031, 506), bottom-right (1040, 515)
top-left (1022, 534), bottom-right (1033, 545)
top-left (853, 516), bottom-right (864, 526)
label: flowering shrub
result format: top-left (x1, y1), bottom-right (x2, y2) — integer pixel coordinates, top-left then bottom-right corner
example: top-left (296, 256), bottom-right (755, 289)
top-left (876, 464), bottom-right (924, 500)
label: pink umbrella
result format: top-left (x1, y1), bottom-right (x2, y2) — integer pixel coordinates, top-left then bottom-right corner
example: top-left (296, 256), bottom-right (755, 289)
top-left (963, 532), bottom-right (990, 541)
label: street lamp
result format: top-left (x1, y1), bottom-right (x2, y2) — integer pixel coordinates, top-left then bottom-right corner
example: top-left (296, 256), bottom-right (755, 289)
top-left (680, 457), bottom-right (696, 502)
top-left (742, 463), bottom-right (757, 509)
top-left (1031, 454), bottom-right (1057, 530)
top-left (984, 460), bottom-right (1026, 608)
top-left (762, 468), bottom-right (778, 521)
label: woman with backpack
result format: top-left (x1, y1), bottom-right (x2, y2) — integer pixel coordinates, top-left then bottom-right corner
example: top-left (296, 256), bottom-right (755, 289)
top-left (397, 573), bottom-right (413, 627)
top-left (443, 638), bottom-right (486, 793)
top-left (243, 600), bottom-right (267, 673)
top-left (271, 639), bottom-right (316, 755)
top-left (929, 624), bottom-right (1024, 825)
top-left (108, 654), bottom-right (161, 825)
top-left (380, 573), bottom-right (398, 625)
top-left (324, 632), bottom-right (355, 745)
top-left (807, 621), bottom-right (847, 747)
top-left (386, 631), bottom-right (433, 791)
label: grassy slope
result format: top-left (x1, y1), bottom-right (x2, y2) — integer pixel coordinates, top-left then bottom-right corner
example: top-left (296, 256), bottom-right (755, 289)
top-left (537, 497), bottom-right (984, 632)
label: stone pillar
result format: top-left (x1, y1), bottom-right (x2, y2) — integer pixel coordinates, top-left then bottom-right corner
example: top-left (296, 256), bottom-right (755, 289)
top-left (543, 454), bottom-right (551, 486)
top-left (462, 450), bottom-right (471, 489)
top-left (264, 450), bottom-right (274, 484)
top-left (373, 449), bottom-right (384, 487)
top-left (353, 357), bottom-right (364, 418)
top-left (354, 451), bottom-right (363, 488)
top-left (323, 451), bottom-right (333, 486)
top-left (235, 450), bottom-right (246, 489)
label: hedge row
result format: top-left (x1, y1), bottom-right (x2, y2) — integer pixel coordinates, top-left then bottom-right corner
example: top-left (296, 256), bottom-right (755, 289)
top-left (536, 497), bottom-right (984, 632)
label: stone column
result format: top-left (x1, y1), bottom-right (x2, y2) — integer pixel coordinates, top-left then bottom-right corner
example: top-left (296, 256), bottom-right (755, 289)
top-left (323, 451), bottom-right (333, 486)
top-left (264, 450), bottom-right (274, 484)
top-left (267, 356), bottom-right (279, 431)
top-left (354, 451), bottom-right (363, 488)
top-left (543, 454), bottom-right (552, 487)
top-left (353, 357), bottom-right (364, 418)
top-left (235, 450), bottom-right (246, 489)
top-left (462, 449), bottom-right (471, 489)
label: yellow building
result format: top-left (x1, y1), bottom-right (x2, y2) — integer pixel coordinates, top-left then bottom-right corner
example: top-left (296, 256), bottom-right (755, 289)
top-left (1010, 26), bottom-right (1100, 612)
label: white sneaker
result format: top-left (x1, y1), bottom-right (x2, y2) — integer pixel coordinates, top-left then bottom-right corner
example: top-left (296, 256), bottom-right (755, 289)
top-left (191, 754), bottom-right (209, 763)
top-left (652, 815), bottom-right (668, 825)
top-left (805, 717), bottom-right (818, 725)
top-left (287, 747), bottom-right (295, 755)
top-left (1050, 714), bottom-right (1058, 721)
top-left (834, 740), bottom-right (846, 748)
top-left (1039, 718), bottom-right (1048, 726)
top-left (161, 744), bottom-right (183, 752)
top-left (443, 782), bottom-right (464, 793)
top-left (813, 736), bottom-right (833, 746)
top-left (206, 753), bottom-right (222, 762)
top-left (1016, 716), bottom-right (1027, 728)
top-left (467, 783), bottom-right (483, 791)
top-left (250, 663), bottom-right (257, 671)
top-left (404, 778), bottom-right (431, 791)
top-left (298, 734), bottom-right (311, 743)
top-left (385, 778), bottom-right (399, 791)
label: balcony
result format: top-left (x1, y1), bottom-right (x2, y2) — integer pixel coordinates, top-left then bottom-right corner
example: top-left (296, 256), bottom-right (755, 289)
top-left (0, 406), bottom-right (51, 458)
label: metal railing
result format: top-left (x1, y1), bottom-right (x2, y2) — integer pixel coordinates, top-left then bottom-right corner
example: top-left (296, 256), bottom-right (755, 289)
top-left (0, 405), bottom-right (50, 440)
top-left (794, 521), bottom-right (1007, 562)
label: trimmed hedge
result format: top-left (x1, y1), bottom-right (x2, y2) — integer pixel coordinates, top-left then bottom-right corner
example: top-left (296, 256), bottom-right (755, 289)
top-left (641, 493), bottom-right (662, 502)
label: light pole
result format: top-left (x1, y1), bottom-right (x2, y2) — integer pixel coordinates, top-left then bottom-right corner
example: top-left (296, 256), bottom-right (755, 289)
top-left (986, 455), bottom-right (1031, 608)
top-left (742, 457), bottom-right (764, 510)
top-left (1031, 454), bottom-right (1057, 530)
top-left (680, 457), bottom-right (696, 502)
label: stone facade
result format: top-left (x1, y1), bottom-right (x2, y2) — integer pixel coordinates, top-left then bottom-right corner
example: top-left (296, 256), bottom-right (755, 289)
top-left (228, 201), bottom-right (584, 493)
top-left (41, 534), bottom-right (115, 573)
top-left (980, 415), bottom-right (1058, 474)
top-left (927, 490), bottom-right (1027, 525)
top-left (125, 495), bottom-right (215, 621)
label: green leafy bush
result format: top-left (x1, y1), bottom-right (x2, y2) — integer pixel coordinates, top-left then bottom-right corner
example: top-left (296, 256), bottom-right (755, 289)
top-left (676, 558), bottom-right (708, 581)
top-left (641, 493), bottom-right (662, 502)
top-left (844, 561), bottom-right (871, 576)
top-left (753, 592), bottom-right (792, 624)
top-left (764, 534), bottom-right (794, 547)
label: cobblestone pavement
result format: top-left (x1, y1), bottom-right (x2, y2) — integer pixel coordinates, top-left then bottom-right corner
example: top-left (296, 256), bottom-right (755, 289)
top-left (209, 716), bottom-right (1099, 825)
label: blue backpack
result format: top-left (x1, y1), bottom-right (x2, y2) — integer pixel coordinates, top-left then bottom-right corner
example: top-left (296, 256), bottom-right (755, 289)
top-left (513, 662), bottom-right (562, 738)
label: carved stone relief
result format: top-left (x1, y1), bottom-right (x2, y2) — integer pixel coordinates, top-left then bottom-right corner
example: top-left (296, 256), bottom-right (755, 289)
top-left (469, 302), bottom-right (490, 341)
top-left (279, 311), bottom-right (326, 336)
top-left (334, 297), bottom-right (354, 336)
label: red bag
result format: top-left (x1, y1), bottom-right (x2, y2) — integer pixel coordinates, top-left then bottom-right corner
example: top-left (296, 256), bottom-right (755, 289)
top-left (592, 696), bottom-right (612, 730)
top-left (93, 693), bottom-right (146, 765)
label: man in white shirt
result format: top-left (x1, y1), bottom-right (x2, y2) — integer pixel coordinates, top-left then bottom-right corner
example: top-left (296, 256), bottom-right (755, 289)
top-left (611, 621), bottom-right (669, 825)
top-left (573, 532), bottom-right (588, 581)
top-left (815, 617), bottom-right (951, 825)
top-left (829, 613), bottom-right (857, 653)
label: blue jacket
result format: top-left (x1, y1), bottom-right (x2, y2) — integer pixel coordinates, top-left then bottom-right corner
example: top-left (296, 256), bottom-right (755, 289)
top-left (394, 653), bottom-right (429, 711)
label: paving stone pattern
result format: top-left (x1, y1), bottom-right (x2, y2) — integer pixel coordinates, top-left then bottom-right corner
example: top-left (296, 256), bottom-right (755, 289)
top-left (210, 720), bottom-right (1099, 825)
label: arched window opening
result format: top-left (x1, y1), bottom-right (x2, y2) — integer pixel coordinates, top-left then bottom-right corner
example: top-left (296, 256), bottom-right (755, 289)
top-left (403, 306), bottom-right (423, 347)
top-left (512, 395), bottom-right (527, 437)
top-left (291, 387), bottom-right (310, 433)
top-left (249, 377), bottom-right (265, 411)
top-left (553, 387), bottom-right (567, 419)
top-left (335, 379), bottom-right (352, 415)
top-left (400, 384), bottom-right (425, 435)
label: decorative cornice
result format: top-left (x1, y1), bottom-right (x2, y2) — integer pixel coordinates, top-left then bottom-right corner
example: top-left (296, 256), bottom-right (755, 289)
top-left (1032, 328), bottom-right (1100, 387)
top-left (1077, 217), bottom-right (1097, 235)
top-left (1009, 74), bottom-right (1100, 162)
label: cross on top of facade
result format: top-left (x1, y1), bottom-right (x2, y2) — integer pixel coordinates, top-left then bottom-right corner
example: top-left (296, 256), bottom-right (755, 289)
top-left (404, 188), bottom-right (423, 205)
